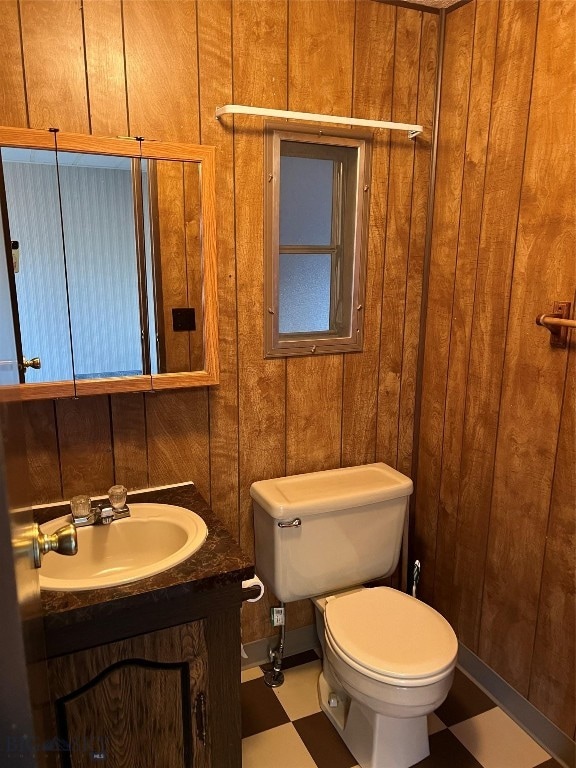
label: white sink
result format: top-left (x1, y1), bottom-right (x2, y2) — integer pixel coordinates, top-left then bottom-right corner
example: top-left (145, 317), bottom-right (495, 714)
top-left (39, 503), bottom-right (208, 592)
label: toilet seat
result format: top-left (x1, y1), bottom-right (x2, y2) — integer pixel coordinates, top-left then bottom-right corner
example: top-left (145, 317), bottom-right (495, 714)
top-left (324, 587), bottom-right (458, 686)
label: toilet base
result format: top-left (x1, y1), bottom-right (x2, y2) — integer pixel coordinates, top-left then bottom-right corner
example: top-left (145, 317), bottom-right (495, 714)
top-left (318, 672), bottom-right (430, 768)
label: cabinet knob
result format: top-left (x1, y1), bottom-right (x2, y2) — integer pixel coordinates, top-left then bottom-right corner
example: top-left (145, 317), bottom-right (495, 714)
top-left (22, 356), bottom-right (42, 370)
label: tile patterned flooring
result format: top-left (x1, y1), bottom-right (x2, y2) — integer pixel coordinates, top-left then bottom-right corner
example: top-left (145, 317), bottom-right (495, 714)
top-left (241, 651), bottom-right (562, 768)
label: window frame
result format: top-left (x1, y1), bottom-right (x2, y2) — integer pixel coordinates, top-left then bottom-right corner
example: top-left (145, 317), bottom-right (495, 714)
top-left (264, 122), bottom-right (372, 358)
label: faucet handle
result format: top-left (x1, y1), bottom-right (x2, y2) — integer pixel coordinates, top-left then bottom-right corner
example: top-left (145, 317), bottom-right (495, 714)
top-left (108, 485), bottom-right (128, 510)
top-left (70, 494), bottom-right (93, 525)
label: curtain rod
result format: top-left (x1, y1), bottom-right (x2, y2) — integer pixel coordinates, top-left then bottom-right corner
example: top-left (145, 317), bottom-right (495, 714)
top-left (215, 105), bottom-right (423, 139)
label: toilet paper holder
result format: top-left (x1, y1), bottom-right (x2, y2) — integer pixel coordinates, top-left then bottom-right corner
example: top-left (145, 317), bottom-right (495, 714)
top-left (242, 575), bottom-right (265, 603)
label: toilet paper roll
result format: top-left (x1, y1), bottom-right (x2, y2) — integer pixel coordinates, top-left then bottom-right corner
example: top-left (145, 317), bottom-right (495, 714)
top-left (242, 574), bottom-right (265, 602)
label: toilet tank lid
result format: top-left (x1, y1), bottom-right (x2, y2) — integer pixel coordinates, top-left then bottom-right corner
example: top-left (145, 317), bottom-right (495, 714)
top-left (250, 463), bottom-right (413, 519)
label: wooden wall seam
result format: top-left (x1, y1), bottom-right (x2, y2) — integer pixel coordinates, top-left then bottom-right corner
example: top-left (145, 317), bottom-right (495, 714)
top-left (16, 0), bottom-right (31, 129)
top-left (431, 0), bottom-right (477, 620)
top-left (475, 0), bottom-right (540, 685)
top-left (79, 2), bottom-right (93, 136)
top-left (440, 0), bottom-right (499, 630)
top-left (413, 0), bottom-right (475, 605)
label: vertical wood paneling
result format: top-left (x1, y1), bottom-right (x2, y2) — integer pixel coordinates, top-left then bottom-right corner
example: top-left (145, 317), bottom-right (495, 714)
top-left (156, 162), bottom-right (191, 373)
top-left (397, 11), bottom-right (438, 478)
top-left (3, 0), bottom-right (571, 736)
top-left (454, 0), bottom-right (538, 650)
top-left (82, 0), bottom-right (127, 136)
top-left (110, 393), bottom-right (148, 490)
top-left (286, 355), bottom-right (344, 476)
top-left (197, 0), bottom-right (238, 541)
top-left (122, 0), bottom-right (199, 142)
top-left (526, 11), bottom-right (576, 719)
top-left (145, 390), bottom-right (209, 498)
top-left (413, 2), bottom-right (475, 604)
top-left (342, 0), bottom-right (395, 469)
top-left (233, 0), bottom-right (288, 642)
top-left (20, 0), bottom-right (89, 133)
top-left (415, 0), bottom-right (575, 736)
top-left (22, 401), bottom-right (63, 503)
top-left (529, 351), bottom-right (575, 732)
top-left (479, 0), bottom-right (575, 694)
top-left (288, 0), bottom-right (355, 118)
top-left (184, 163), bottom-right (203, 371)
top-left (435, 0), bottom-right (499, 623)
top-left (376, 9), bottom-right (423, 469)
top-left (0, 1), bottom-right (27, 127)
top-left (56, 396), bottom-right (114, 498)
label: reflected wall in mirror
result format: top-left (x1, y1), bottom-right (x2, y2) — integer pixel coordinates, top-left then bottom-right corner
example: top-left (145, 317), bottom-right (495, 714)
top-left (151, 160), bottom-right (204, 374)
top-left (0, 128), bottom-right (218, 400)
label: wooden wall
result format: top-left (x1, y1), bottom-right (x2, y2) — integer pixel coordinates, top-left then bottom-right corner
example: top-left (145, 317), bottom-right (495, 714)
top-left (0, 0), bottom-right (437, 641)
top-left (414, 0), bottom-right (575, 737)
top-left (2, 0), bottom-right (573, 740)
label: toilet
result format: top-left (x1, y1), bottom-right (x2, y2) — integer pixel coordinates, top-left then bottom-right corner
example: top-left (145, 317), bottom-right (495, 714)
top-left (251, 463), bottom-right (458, 768)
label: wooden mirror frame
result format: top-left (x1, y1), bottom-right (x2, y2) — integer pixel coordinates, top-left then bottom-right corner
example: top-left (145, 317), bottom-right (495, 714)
top-left (0, 127), bottom-right (219, 400)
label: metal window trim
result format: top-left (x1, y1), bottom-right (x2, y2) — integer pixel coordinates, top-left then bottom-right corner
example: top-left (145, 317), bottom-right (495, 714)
top-left (264, 123), bottom-right (371, 358)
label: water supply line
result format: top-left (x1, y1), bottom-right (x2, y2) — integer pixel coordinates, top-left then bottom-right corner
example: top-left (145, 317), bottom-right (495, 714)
top-left (412, 560), bottom-right (421, 597)
top-left (264, 602), bottom-right (286, 688)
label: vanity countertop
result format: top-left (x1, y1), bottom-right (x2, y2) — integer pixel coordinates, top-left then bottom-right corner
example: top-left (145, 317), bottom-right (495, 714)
top-left (37, 483), bottom-right (254, 657)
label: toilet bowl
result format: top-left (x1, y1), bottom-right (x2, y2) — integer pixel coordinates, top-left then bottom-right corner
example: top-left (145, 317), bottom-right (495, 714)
top-left (251, 463), bottom-right (458, 768)
top-left (314, 587), bottom-right (457, 768)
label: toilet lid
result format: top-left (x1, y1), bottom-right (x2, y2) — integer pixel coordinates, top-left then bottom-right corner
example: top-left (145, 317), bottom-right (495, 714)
top-left (324, 587), bottom-right (458, 681)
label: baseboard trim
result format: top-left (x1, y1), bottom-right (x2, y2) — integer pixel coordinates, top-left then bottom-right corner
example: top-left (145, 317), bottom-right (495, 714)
top-left (458, 643), bottom-right (574, 768)
top-left (241, 625), bottom-right (320, 669)
top-left (242, 626), bottom-right (574, 767)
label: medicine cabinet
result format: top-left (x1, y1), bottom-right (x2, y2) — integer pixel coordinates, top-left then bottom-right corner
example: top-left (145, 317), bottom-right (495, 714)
top-left (0, 127), bottom-right (218, 400)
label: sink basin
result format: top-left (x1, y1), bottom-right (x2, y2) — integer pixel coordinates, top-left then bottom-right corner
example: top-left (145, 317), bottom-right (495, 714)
top-left (39, 503), bottom-right (208, 591)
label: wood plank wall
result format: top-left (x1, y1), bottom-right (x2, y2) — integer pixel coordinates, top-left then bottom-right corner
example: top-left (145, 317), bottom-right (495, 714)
top-left (414, 0), bottom-right (575, 737)
top-left (2, 0), bottom-right (572, 739)
top-left (0, 0), bottom-right (437, 641)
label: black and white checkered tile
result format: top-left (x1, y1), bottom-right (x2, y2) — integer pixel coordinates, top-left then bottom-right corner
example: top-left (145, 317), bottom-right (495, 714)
top-left (241, 651), bottom-right (561, 768)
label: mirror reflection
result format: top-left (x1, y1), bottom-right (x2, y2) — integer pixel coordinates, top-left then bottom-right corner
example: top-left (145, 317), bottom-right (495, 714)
top-left (1, 148), bottom-right (207, 388)
top-left (153, 160), bottom-right (203, 374)
top-left (58, 151), bottom-right (144, 381)
top-left (0, 128), bottom-right (218, 397)
top-left (2, 147), bottom-right (74, 383)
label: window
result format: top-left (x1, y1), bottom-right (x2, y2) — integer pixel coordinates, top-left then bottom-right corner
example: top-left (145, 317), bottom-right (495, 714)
top-left (264, 124), bottom-right (371, 357)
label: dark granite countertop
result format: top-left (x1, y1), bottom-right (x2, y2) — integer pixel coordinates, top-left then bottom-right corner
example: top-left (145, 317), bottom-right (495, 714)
top-left (37, 483), bottom-right (254, 656)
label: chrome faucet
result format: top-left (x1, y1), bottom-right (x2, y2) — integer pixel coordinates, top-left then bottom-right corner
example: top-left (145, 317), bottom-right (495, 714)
top-left (70, 485), bottom-right (131, 527)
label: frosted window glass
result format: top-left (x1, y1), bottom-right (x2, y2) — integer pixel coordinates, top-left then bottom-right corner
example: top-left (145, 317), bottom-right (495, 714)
top-left (280, 156), bottom-right (333, 246)
top-left (279, 254), bottom-right (331, 333)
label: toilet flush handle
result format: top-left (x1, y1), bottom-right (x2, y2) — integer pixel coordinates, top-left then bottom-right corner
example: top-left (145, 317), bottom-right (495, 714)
top-left (278, 518), bottom-right (302, 529)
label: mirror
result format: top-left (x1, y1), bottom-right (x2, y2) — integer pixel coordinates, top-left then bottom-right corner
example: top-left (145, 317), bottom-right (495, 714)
top-left (0, 128), bottom-right (218, 400)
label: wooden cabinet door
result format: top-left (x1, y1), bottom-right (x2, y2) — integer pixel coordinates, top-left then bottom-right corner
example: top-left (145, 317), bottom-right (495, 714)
top-left (47, 621), bottom-right (209, 768)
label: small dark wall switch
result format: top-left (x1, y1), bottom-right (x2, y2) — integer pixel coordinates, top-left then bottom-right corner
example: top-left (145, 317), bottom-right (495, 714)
top-left (172, 307), bottom-right (196, 332)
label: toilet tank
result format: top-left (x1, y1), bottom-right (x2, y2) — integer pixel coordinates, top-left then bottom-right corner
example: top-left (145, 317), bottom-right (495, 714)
top-left (251, 463), bottom-right (413, 603)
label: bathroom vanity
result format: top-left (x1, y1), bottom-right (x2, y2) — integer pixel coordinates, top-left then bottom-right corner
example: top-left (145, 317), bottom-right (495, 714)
top-left (37, 483), bottom-right (253, 768)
